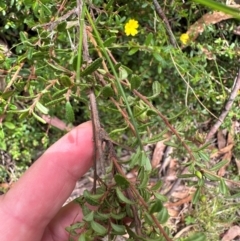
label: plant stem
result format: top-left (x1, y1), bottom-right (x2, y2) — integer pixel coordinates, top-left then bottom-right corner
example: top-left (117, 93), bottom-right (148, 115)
top-left (85, 9), bottom-right (143, 149)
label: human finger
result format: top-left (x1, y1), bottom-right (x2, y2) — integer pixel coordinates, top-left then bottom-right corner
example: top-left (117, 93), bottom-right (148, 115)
top-left (0, 121), bottom-right (94, 241)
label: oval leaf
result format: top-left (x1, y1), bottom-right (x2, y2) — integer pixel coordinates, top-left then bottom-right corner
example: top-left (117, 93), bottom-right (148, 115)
top-left (219, 178), bottom-right (228, 195)
top-left (102, 84), bottom-right (114, 98)
top-left (104, 36), bottom-right (116, 47)
top-left (110, 222), bottom-right (126, 235)
top-left (90, 220), bottom-right (107, 236)
top-left (114, 173), bottom-right (130, 189)
top-left (130, 74), bottom-right (141, 90)
top-left (156, 206), bottom-right (169, 224)
top-left (65, 101), bottom-right (75, 123)
top-left (36, 101), bottom-right (49, 115)
top-left (149, 200), bottom-right (163, 214)
top-left (83, 210), bottom-right (94, 222)
top-left (184, 232), bottom-right (206, 241)
top-left (81, 58), bottom-right (102, 77)
top-left (116, 187), bottom-right (134, 204)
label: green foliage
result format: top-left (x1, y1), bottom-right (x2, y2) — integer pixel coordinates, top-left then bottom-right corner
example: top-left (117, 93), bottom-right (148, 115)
top-left (1, 0), bottom-right (240, 240)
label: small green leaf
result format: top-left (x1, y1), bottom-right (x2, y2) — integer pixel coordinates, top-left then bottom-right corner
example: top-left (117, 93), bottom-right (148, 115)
top-left (129, 148), bottom-right (141, 168)
top-left (149, 200), bottom-right (163, 214)
top-left (90, 221), bottom-right (107, 236)
top-left (144, 129), bottom-right (168, 144)
top-left (52, 87), bottom-right (68, 98)
top-left (128, 47), bottom-right (139, 55)
top-left (59, 75), bottom-right (72, 87)
top-left (65, 101), bottom-right (75, 123)
top-left (110, 211), bottom-right (126, 220)
top-left (110, 222), bottom-right (125, 235)
top-left (119, 67), bottom-right (128, 80)
top-left (125, 204), bottom-right (133, 218)
top-left (184, 232), bottom-right (206, 241)
top-left (138, 188), bottom-right (151, 202)
top-left (83, 190), bottom-right (103, 206)
top-left (179, 174), bottom-right (196, 178)
top-left (44, 59), bottom-right (67, 72)
top-left (210, 159), bottom-right (229, 171)
top-left (228, 192), bottom-right (240, 199)
top-left (95, 212), bottom-right (110, 221)
top-left (116, 187), bottom-right (134, 204)
top-left (192, 187), bottom-right (201, 204)
top-left (138, 168), bottom-right (149, 188)
top-left (78, 233), bottom-right (86, 241)
top-left (81, 58), bottom-right (102, 77)
top-left (114, 173), bottom-right (130, 189)
top-left (219, 178), bottom-right (228, 195)
top-left (19, 31), bottom-right (28, 42)
top-left (121, 65), bottom-right (133, 75)
top-left (83, 210), bottom-right (94, 222)
top-left (19, 111), bottom-right (29, 120)
top-left (3, 122), bottom-right (15, 130)
top-left (130, 74), bottom-right (141, 90)
top-left (163, 141), bottom-right (178, 148)
top-left (140, 151), bottom-right (152, 171)
top-left (57, 21), bottom-right (67, 31)
top-left (32, 112), bottom-right (46, 124)
top-left (198, 151), bottom-right (209, 162)
top-left (104, 36), bottom-right (116, 47)
top-left (152, 81), bottom-right (161, 95)
top-left (144, 213), bottom-right (154, 226)
top-left (151, 180), bottom-right (163, 191)
top-left (1, 90), bottom-right (15, 99)
top-left (102, 84), bottom-right (114, 98)
top-left (46, 97), bottom-right (65, 107)
top-left (36, 102), bottom-right (49, 115)
top-left (145, 32), bottom-right (153, 46)
top-left (204, 172), bottom-right (220, 181)
top-left (153, 192), bottom-right (168, 202)
top-left (153, 52), bottom-right (163, 62)
top-left (156, 206), bottom-right (169, 224)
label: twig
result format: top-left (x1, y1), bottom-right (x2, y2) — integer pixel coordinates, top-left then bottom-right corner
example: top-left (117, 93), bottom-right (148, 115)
top-left (133, 89), bottom-right (196, 162)
top-left (153, 0), bottom-right (177, 47)
top-left (88, 89), bottom-right (105, 192)
top-left (111, 156), bottom-right (173, 241)
top-left (206, 68), bottom-right (240, 142)
top-left (32, 8), bottom-right (78, 30)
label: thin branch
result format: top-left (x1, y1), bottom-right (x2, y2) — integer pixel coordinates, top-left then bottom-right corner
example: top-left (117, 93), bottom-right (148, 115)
top-left (32, 8), bottom-right (78, 30)
top-left (206, 68), bottom-right (240, 142)
top-left (111, 156), bottom-right (173, 241)
top-left (153, 0), bottom-right (177, 47)
top-left (88, 89), bottom-right (104, 192)
top-left (133, 89), bottom-right (196, 162)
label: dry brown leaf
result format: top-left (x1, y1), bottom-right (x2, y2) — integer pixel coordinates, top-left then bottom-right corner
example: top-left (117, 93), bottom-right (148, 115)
top-left (217, 130), bottom-right (227, 149)
top-left (211, 144), bottom-right (234, 158)
top-left (218, 124), bottom-right (235, 176)
top-left (167, 207), bottom-right (180, 218)
top-left (218, 151), bottom-right (232, 176)
top-left (171, 186), bottom-right (196, 199)
top-left (187, 11), bottom-right (233, 41)
top-left (221, 225), bottom-right (240, 241)
top-left (152, 140), bottom-right (168, 168)
top-left (235, 157), bottom-right (240, 175)
top-left (165, 195), bottom-right (192, 208)
top-left (199, 46), bottom-right (215, 60)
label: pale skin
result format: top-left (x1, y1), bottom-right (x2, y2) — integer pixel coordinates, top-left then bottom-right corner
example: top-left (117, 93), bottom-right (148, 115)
top-left (0, 121), bottom-right (94, 241)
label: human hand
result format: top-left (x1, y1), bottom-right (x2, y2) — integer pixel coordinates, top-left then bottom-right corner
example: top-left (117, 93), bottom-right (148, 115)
top-left (0, 121), bottom-right (94, 241)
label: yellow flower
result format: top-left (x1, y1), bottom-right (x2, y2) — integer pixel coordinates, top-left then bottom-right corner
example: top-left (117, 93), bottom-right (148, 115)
top-left (180, 33), bottom-right (190, 45)
top-left (124, 19), bottom-right (139, 36)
